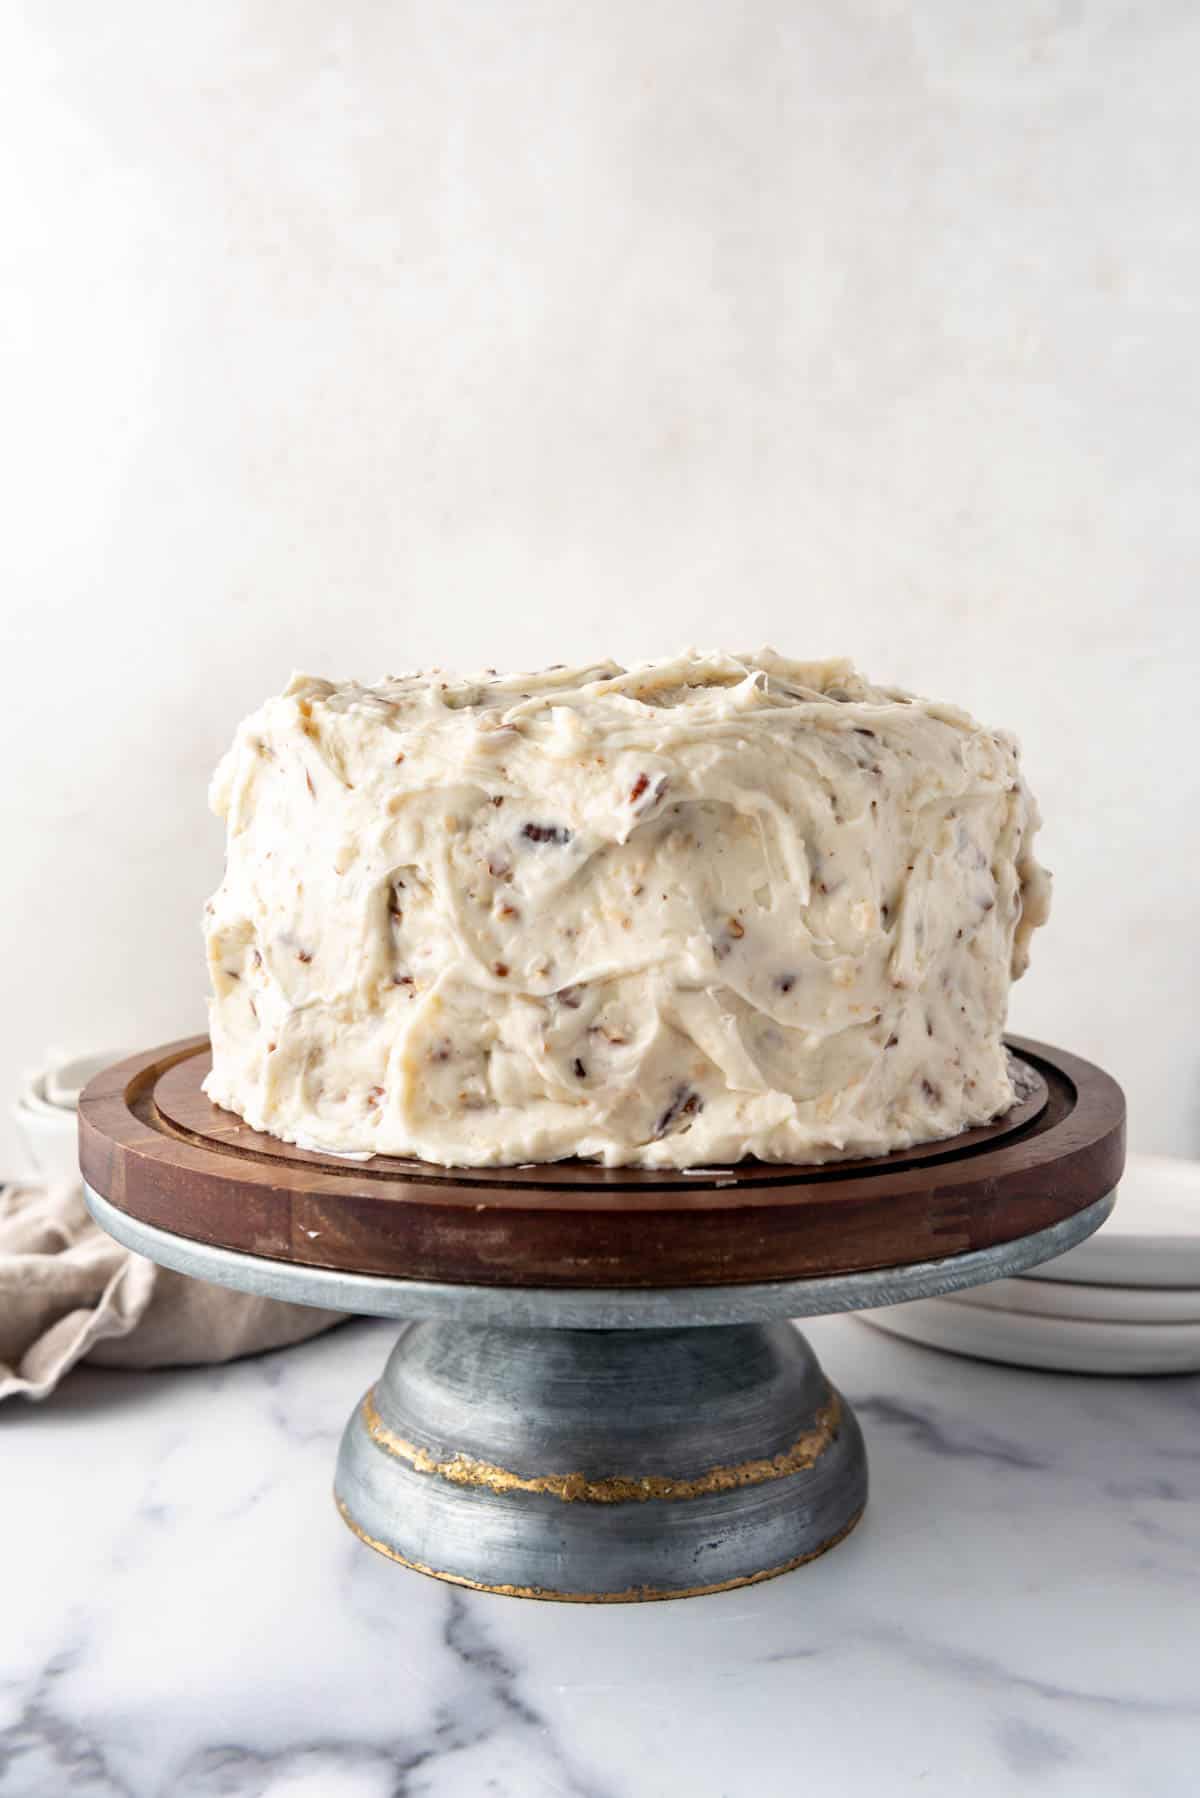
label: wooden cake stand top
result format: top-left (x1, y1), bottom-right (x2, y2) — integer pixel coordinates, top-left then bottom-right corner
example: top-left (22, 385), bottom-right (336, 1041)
top-left (79, 1036), bottom-right (1123, 1290)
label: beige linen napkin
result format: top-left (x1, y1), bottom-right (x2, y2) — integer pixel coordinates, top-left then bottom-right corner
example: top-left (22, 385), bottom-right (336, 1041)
top-left (0, 1180), bottom-right (345, 1402)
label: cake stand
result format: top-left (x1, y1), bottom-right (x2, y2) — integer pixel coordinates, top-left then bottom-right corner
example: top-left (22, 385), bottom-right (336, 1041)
top-left (80, 1037), bottom-right (1123, 1603)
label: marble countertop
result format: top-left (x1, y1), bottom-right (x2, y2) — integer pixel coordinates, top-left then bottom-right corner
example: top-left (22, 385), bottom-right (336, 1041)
top-left (2, 1313), bottom-right (1197, 1797)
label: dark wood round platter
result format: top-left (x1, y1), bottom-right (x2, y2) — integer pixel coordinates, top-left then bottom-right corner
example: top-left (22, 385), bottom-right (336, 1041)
top-left (79, 1036), bottom-right (1124, 1290)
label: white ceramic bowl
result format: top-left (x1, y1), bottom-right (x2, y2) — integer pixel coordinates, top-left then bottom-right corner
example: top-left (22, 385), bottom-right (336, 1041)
top-left (46, 1050), bottom-right (128, 1109)
top-left (11, 1049), bottom-right (128, 1185)
top-left (11, 1095), bottom-right (81, 1185)
top-left (17, 1070), bottom-right (71, 1118)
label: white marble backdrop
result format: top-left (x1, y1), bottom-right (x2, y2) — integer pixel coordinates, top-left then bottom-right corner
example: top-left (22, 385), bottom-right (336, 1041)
top-left (2, 1315), bottom-right (1198, 1796)
top-left (1, 1), bottom-right (1198, 1167)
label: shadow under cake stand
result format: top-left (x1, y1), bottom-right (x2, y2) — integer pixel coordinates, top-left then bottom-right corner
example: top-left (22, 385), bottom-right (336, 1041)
top-left (80, 1037), bottom-right (1123, 1603)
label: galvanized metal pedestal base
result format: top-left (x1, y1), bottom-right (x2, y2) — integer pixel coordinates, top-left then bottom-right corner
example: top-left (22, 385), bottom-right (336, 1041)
top-left (335, 1319), bottom-right (866, 1601)
top-left (85, 1185), bottom-right (1114, 1604)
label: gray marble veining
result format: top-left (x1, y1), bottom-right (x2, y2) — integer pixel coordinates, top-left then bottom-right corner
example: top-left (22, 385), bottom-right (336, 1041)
top-left (2, 1315), bottom-right (1198, 1796)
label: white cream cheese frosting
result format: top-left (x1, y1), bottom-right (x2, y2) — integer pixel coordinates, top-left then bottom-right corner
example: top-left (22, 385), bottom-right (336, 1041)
top-left (202, 651), bottom-right (1050, 1168)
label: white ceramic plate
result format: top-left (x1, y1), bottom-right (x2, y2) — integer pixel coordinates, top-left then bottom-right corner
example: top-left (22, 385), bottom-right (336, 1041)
top-left (860, 1297), bottom-right (1200, 1375)
top-left (947, 1275), bottom-right (1200, 1326)
top-left (1023, 1154), bottom-right (1200, 1289)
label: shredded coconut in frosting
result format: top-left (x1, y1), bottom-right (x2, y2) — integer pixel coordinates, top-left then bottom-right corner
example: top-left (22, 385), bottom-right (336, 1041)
top-left (202, 651), bottom-right (1050, 1167)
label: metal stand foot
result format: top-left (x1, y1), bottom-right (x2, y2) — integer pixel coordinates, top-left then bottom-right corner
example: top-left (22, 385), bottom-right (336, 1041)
top-left (335, 1319), bottom-right (867, 1602)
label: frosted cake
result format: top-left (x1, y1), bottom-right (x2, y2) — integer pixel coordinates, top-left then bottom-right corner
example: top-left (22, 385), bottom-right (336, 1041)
top-left (202, 651), bottom-right (1050, 1168)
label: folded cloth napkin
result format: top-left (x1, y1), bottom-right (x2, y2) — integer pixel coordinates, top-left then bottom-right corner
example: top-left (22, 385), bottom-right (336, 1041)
top-left (1, 1180), bottom-right (345, 1401)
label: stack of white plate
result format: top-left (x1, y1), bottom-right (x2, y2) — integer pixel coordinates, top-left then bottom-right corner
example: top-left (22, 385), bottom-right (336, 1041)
top-left (12, 1050), bottom-right (127, 1185)
top-left (861, 1154), bottom-right (1200, 1374)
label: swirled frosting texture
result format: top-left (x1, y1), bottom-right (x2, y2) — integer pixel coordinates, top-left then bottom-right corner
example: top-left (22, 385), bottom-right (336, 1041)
top-left (203, 652), bottom-right (1050, 1168)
